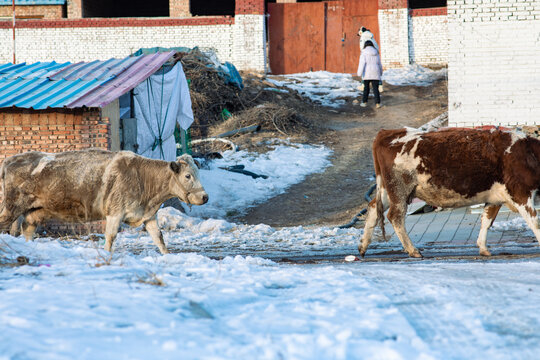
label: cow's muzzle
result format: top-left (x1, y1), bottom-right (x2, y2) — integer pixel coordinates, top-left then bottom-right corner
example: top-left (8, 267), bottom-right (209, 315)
top-left (187, 190), bottom-right (209, 206)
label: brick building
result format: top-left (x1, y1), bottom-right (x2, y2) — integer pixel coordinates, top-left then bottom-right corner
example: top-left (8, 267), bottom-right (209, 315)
top-left (0, 0), bottom-right (266, 72)
top-left (447, 0), bottom-right (540, 127)
top-left (0, 52), bottom-right (178, 164)
top-left (1, 1), bottom-right (448, 72)
top-left (377, 0), bottom-right (447, 68)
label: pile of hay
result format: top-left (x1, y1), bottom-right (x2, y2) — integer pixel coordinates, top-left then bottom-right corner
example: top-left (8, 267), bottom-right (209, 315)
top-left (174, 49), bottom-right (312, 140)
top-left (174, 50), bottom-right (246, 138)
top-left (209, 103), bottom-right (312, 138)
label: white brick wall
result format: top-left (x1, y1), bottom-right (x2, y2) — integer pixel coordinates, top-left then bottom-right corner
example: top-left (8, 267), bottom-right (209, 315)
top-left (379, 8), bottom-right (410, 68)
top-left (448, 0), bottom-right (540, 127)
top-left (233, 15), bottom-right (266, 72)
top-left (0, 17), bottom-right (267, 72)
top-left (409, 15), bottom-right (448, 66)
top-left (380, 9), bottom-right (448, 68)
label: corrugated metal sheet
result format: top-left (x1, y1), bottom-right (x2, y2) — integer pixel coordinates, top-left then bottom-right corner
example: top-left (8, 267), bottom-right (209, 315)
top-left (0, 51), bottom-right (175, 110)
top-left (0, 1), bottom-right (66, 5)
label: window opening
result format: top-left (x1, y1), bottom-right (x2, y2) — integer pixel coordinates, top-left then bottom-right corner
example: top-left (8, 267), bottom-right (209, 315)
top-left (409, 0), bottom-right (446, 9)
top-left (82, 0), bottom-right (169, 18)
top-left (190, 0), bottom-right (235, 16)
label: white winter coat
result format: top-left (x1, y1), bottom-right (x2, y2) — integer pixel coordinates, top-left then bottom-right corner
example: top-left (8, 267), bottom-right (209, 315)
top-left (357, 46), bottom-right (383, 80)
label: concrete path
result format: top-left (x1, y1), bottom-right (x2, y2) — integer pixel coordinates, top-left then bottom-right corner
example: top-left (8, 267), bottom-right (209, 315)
top-left (368, 203), bottom-right (540, 259)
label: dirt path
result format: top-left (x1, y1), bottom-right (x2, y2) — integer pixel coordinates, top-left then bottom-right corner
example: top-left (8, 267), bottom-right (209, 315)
top-left (234, 80), bottom-right (448, 227)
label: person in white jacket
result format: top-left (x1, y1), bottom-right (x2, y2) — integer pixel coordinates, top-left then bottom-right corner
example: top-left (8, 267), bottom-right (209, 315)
top-left (357, 27), bottom-right (383, 101)
top-left (357, 40), bottom-right (383, 108)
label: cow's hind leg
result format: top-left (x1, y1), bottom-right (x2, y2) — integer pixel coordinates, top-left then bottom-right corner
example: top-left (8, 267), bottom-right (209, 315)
top-left (0, 206), bottom-right (21, 234)
top-left (359, 186), bottom-right (390, 257)
top-left (476, 204), bottom-right (501, 256)
top-left (388, 201), bottom-right (422, 258)
top-left (104, 215), bottom-right (122, 253)
top-left (511, 197), bottom-right (540, 245)
top-left (144, 217), bottom-right (169, 255)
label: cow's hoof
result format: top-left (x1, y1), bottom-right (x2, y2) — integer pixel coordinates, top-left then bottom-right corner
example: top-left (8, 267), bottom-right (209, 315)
top-left (479, 249), bottom-right (491, 257)
top-left (409, 250), bottom-right (423, 258)
top-left (358, 247), bottom-right (366, 258)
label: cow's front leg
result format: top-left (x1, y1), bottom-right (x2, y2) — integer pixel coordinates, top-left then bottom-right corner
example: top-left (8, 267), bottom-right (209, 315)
top-left (359, 199), bottom-right (378, 257)
top-left (20, 209), bottom-right (48, 241)
top-left (9, 216), bottom-right (23, 237)
top-left (104, 215), bottom-right (122, 253)
top-left (476, 204), bottom-right (501, 256)
top-left (387, 203), bottom-right (422, 258)
top-left (144, 217), bottom-right (169, 255)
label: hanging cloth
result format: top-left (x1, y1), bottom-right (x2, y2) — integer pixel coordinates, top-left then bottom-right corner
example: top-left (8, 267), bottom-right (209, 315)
top-left (134, 62), bottom-right (194, 161)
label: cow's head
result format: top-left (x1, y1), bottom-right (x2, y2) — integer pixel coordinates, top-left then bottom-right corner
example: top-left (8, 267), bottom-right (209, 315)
top-left (169, 154), bottom-right (208, 206)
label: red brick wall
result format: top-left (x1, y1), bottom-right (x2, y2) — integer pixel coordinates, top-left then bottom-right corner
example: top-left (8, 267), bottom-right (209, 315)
top-left (0, 107), bottom-right (110, 236)
top-left (409, 7), bottom-right (447, 16)
top-left (378, 0), bottom-right (408, 9)
top-left (235, 0), bottom-right (264, 15)
top-left (0, 5), bottom-right (64, 19)
top-left (0, 16), bottom-right (234, 28)
top-left (0, 108), bottom-right (110, 165)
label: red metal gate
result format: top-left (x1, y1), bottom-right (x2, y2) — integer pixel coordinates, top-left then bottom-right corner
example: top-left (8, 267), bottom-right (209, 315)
top-left (268, 0), bottom-right (379, 75)
top-left (267, 2), bottom-right (325, 74)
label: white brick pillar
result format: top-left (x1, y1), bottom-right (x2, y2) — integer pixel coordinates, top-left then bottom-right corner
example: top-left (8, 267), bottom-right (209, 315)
top-left (233, 14), bottom-right (266, 72)
top-left (378, 8), bottom-right (410, 68)
top-left (233, 0), bottom-right (266, 72)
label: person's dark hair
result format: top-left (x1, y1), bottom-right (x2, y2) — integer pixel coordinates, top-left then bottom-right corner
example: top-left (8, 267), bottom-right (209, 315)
top-left (364, 40), bottom-right (374, 48)
top-left (361, 26), bottom-right (367, 32)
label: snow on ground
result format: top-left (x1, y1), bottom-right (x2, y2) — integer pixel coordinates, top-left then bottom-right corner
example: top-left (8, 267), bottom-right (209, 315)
top-left (266, 64), bottom-right (446, 108)
top-left (492, 217), bottom-right (530, 232)
top-left (382, 64), bottom-right (447, 87)
top-left (2, 233), bottom-right (540, 360)
top-left (187, 141), bottom-right (332, 219)
top-left (267, 71), bottom-right (360, 108)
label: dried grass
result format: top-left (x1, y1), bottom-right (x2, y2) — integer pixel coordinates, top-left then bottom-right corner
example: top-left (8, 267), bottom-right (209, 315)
top-left (173, 49), bottom-right (314, 140)
top-left (209, 103), bottom-right (312, 138)
top-left (136, 272), bottom-right (166, 287)
top-left (174, 50), bottom-right (246, 138)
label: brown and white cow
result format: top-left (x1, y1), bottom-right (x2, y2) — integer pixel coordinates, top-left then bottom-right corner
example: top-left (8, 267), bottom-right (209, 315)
top-left (0, 149), bottom-right (208, 254)
top-left (361, 127), bottom-right (540, 258)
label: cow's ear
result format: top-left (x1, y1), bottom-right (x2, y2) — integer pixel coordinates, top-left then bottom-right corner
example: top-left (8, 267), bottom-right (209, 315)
top-left (170, 161), bottom-right (181, 174)
top-left (194, 159), bottom-right (201, 169)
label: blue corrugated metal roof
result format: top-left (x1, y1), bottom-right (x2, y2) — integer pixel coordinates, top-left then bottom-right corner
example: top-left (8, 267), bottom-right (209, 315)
top-left (0, 1), bottom-right (66, 5)
top-left (0, 52), bottom-right (175, 109)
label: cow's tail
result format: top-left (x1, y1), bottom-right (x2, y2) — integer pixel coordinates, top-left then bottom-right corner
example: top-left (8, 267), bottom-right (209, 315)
top-left (371, 134), bottom-right (386, 241)
top-left (375, 178), bottom-right (386, 241)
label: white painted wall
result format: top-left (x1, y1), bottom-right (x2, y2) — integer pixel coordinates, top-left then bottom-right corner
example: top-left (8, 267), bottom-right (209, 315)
top-left (447, 0), bottom-right (540, 127)
top-left (409, 15), bottom-right (448, 66)
top-left (379, 8), bottom-right (448, 68)
top-left (0, 15), bottom-right (266, 72)
top-left (378, 8), bottom-right (410, 68)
